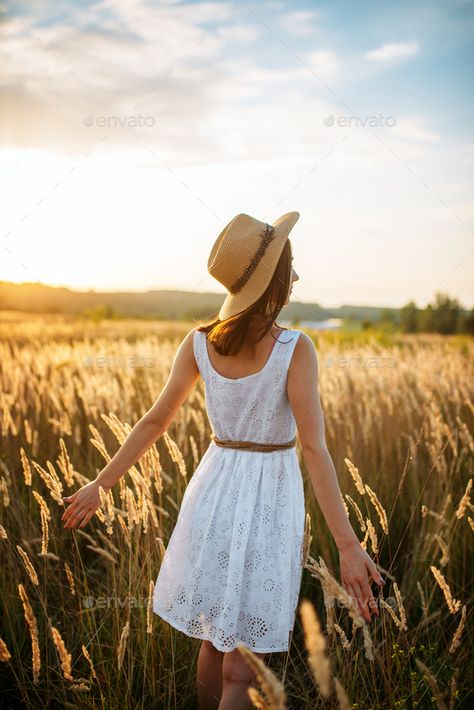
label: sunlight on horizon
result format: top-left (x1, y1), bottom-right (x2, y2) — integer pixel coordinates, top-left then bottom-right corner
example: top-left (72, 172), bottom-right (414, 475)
top-left (1, 0), bottom-right (473, 308)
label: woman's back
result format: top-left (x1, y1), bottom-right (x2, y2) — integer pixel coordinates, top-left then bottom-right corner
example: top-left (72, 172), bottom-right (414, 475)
top-left (193, 327), bottom-right (302, 445)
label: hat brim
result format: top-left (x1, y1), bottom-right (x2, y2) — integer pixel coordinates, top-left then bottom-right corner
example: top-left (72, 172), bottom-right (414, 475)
top-left (217, 211), bottom-right (300, 320)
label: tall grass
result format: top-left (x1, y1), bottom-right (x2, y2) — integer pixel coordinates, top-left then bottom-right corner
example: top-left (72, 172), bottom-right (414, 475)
top-left (0, 314), bottom-right (472, 709)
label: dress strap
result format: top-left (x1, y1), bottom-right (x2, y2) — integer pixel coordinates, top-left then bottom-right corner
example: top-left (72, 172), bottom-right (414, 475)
top-left (279, 329), bottom-right (302, 373)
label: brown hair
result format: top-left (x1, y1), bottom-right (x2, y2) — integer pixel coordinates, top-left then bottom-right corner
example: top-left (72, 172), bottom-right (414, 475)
top-left (196, 239), bottom-right (293, 356)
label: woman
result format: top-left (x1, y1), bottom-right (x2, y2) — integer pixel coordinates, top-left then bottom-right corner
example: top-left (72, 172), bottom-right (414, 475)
top-left (62, 211), bottom-right (384, 710)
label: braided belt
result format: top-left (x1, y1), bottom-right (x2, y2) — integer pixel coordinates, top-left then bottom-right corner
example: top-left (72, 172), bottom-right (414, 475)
top-left (210, 433), bottom-right (296, 453)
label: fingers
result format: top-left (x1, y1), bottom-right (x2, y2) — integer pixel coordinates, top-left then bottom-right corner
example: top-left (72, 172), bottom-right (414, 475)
top-left (356, 579), bottom-right (379, 620)
top-left (64, 505), bottom-right (88, 529)
top-left (352, 581), bottom-right (370, 622)
top-left (78, 510), bottom-right (96, 528)
top-left (368, 564), bottom-right (385, 588)
top-left (344, 579), bottom-right (378, 623)
top-left (61, 501), bottom-right (79, 525)
top-left (61, 495), bottom-right (79, 522)
top-left (77, 510), bottom-right (95, 528)
top-left (344, 582), bottom-right (366, 622)
top-left (61, 486), bottom-right (99, 529)
top-left (73, 508), bottom-right (91, 529)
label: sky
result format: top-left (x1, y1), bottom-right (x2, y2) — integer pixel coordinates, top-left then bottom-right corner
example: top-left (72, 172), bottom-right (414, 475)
top-left (1, 0), bottom-right (473, 309)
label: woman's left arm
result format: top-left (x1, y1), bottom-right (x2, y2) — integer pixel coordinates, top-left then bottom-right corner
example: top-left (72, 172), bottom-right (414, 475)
top-left (62, 328), bottom-right (200, 529)
top-left (287, 333), bottom-right (385, 622)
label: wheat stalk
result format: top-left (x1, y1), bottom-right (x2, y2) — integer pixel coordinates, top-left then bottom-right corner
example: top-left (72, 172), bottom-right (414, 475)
top-left (40, 508), bottom-right (49, 555)
top-left (81, 644), bottom-right (98, 681)
top-left (117, 621), bottom-right (130, 671)
top-left (415, 659), bottom-right (447, 710)
top-left (18, 583), bottom-right (41, 684)
top-left (237, 644), bottom-right (287, 710)
top-left (0, 637), bottom-right (11, 663)
top-left (344, 458), bottom-right (365, 495)
top-left (64, 562), bottom-right (76, 596)
top-left (16, 545), bottom-right (39, 586)
top-left (146, 580), bottom-right (154, 634)
top-left (448, 604), bottom-right (467, 653)
top-left (430, 566), bottom-right (462, 614)
top-left (455, 478), bottom-right (472, 519)
top-left (364, 484), bottom-right (389, 534)
top-left (299, 598), bottom-right (332, 698)
top-left (20, 447), bottom-right (32, 486)
top-left (50, 626), bottom-right (73, 681)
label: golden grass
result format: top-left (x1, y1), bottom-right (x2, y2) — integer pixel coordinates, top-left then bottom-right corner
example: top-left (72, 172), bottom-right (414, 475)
top-left (18, 583), bottom-right (41, 684)
top-left (0, 315), bottom-right (472, 708)
top-left (237, 644), bottom-right (287, 710)
top-left (50, 626), bottom-right (73, 681)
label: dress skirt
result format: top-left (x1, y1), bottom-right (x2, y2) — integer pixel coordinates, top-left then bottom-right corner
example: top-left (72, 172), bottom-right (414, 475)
top-left (153, 441), bottom-right (306, 653)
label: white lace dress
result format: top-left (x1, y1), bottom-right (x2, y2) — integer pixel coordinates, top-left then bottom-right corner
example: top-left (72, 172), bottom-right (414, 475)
top-left (153, 327), bottom-right (306, 653)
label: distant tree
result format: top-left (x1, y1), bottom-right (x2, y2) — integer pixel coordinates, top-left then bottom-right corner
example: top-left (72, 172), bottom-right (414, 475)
top-left (420, 304), bottom-right (434, 332)
top-left (421, 292), bottom-right (460, 334)
top-left (400, 300), bottom-right (420, 333)
top-left (379, 308), bottom-right (397, 325)
top-left (461, 307), bottom-right (474, 335)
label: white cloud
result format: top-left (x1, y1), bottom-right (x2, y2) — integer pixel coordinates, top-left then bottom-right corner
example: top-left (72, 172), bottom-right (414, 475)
top-left (217, 23), bottom-right (261, 43)
top-left (277, 10), bottom-right (320, 37)
top-left (364, 41), bottom-right (419, 62)
top-left (391, 116), bottom-right (440, 144)
top-left (305, 49), bottom-right (340, 81)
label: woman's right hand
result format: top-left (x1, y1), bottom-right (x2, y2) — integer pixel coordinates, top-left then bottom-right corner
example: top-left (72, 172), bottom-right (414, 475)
top-left (61, 480), bottom-right (108, 530)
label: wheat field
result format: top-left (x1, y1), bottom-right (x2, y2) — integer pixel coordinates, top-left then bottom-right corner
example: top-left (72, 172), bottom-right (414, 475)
top-left (0, 313), bottom-right (472, 709)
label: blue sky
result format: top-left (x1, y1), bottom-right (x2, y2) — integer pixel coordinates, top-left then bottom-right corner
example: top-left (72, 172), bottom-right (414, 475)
top-left (1, 0), bottom-right (473, 308)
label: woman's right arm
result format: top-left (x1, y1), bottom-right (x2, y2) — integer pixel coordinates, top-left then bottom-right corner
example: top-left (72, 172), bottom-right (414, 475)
top-left (287, 333), bottom-right (384, 622)
top-left (62, 328), bottom-right (200, 529)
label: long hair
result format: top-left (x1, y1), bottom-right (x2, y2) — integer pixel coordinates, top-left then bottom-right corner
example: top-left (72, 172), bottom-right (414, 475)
top-left (196, 238), bottom-right (293, 355)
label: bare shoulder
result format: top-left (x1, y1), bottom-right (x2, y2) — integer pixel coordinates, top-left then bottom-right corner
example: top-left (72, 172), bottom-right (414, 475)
top-left (287, 331), bottom-right (319, 393)
top-left (168, 326), bottom-right (200, 371)
top-left (183, 325), bottom-right (202, 344)
top-left (290, 331), bottom-right (318, 368)
top-left (184, 326), bottom-right (200, 356)
top-left (187, 325), bottom-right (200, 341)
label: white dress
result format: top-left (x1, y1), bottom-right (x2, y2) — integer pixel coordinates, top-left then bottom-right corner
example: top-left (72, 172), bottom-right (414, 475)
top-left (153, 327), bottom-right (306, 653)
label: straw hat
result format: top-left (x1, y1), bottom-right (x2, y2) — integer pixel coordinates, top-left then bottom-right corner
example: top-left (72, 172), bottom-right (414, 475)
top-left (207, 211), bottom-right (300, 320)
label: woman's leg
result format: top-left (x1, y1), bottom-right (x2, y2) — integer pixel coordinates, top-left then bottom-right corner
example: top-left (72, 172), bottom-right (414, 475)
top-left (197, 640), bottom-right (224, 710)
top-left (219, 648), bottom-right (268, 710)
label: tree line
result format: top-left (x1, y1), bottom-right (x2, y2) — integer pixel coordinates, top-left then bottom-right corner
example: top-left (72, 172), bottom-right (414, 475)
top-left (373, 292), bottom-right (474, 334)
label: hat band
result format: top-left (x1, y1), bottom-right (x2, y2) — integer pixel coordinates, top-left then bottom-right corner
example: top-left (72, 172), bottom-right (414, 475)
top-left (228, 223), bottom-right (275, 295)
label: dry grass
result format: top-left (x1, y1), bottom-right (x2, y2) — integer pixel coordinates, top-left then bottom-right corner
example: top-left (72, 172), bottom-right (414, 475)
top-left (0, 314), bottom-right (472, 709)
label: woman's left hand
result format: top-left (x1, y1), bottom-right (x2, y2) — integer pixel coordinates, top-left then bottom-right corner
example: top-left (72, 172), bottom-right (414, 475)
top-left (338, 539), bottom-right (385, 622)
top-left (61, 480), bottom-right (105, 529)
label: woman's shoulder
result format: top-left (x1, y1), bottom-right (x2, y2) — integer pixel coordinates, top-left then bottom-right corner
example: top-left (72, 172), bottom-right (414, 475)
top-left (290, 329), bottom-right (317, 364)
